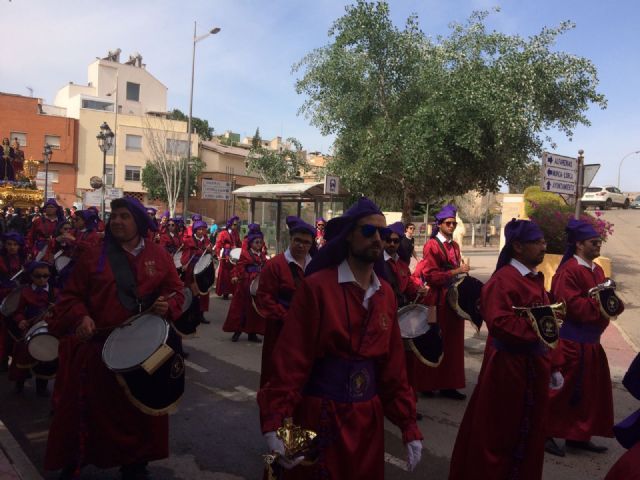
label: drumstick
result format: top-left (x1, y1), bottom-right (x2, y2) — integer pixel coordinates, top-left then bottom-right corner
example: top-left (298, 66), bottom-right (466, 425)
top-left (93, 291), bottom-right (179, 332)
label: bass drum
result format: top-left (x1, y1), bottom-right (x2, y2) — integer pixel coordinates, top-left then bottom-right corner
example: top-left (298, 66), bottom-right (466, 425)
top-left (447, 275), bottom-right (484, 332)
top-left (172, 288), bottom-right (200, 338)
top-left (194, 253), bottom-right (215, 295)
top-left (26, 320), bottom-right (59, 362)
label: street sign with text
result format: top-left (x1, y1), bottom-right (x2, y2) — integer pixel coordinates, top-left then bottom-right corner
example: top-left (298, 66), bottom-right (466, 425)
top-left (202, 179), bottom-right (231, 200)
top-left (543, 178), bottom-right (576, 194)
top-left (543, 166), bottom-right (577, 183)
top-left (543, 153), bottom-right (578, 172)
top-left (541, 152), bottom-right (578, 194)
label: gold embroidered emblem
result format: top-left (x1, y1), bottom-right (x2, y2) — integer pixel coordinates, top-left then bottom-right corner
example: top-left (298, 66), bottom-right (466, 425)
top-left (379, 313), bottom-right (389, 330)
top-left (144, 260), bottom-right (156, 276)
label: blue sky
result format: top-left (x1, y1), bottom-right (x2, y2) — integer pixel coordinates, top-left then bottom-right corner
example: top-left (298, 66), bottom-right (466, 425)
top-left (2, 0), bottom-right (640, 190)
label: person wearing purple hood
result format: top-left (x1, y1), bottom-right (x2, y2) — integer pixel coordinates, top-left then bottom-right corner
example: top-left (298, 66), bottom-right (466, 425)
top-left (215, 215), bottom-right (242, 299)
top-left (27, 198), bottom-right (63, 257)
top-left (257, 216), bottom-right (315, 387)
top-left (412, 204), bottom-right (469, 400)
top-left (257, 198), bottom-right (423, 479)
top-left (450, 219), bottom-right (561, 480)
top-left (315, 217), bottom-right (326, 248)
top-left (545, 218), bottom-right (620, 457)
top-left (181, 219), bottom-right (214, 324)
top-left (45, 196), bottom-right (184, 480)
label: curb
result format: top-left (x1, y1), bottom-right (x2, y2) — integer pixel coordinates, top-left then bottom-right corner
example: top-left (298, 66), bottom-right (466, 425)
top-left (0, 419), bottom-right (43, 480)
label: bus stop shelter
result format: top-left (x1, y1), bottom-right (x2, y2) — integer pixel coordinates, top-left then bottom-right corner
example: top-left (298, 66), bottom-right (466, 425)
top-left (232, 182), bottom-right (350, 253)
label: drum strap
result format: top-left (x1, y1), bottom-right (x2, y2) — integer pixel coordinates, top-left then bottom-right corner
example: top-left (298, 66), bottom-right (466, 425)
top-left (105, 241), bottom-right (144, 312)
top-left (288, 262), bottom-right (302, 289)
top-left (433, 237), bottom-right (457, 270)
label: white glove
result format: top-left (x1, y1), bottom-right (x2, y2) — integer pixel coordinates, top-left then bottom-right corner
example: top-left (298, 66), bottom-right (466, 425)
top-left (264, 431), bottom-right (304, 470)
top-left (549, 371), bottom-right (564, 390)
top-left (406, 440), bottom-right (423, 472)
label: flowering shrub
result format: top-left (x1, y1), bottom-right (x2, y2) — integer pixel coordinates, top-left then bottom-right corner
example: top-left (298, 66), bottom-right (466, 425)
top-left (524, 187), bottom-right (614, 254)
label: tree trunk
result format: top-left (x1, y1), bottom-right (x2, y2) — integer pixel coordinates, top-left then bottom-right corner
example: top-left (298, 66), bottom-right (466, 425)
top-left (471, 224), bottom-right (476, 247)
top-left (402, 190), bottom-right (416, 224)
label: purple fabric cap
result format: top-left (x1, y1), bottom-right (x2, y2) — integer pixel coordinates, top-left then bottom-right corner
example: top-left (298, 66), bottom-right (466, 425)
top-left (27, 261), bottom-right (50, 275)
top-left (162, 210), bottom-right (170, 219)
top-left (109, 196), bottom-right (158, 238)
top-left (146, 207), bottom-right (157, 216)
top-left (387, 221), bottom-right (405, 237)
top-left (192, 220), bottom-right (208, 232)
top-left (76, 210), bottom-right (99, 231)
top-left (247, 223), bottom-right (261, 234)
top-left (316, 217), bottom-right (326, 224)
top-left (191, 214), bottom-right (202, 222)
top-left (306, 197), bottom-right (385, 277)
top-left (286, 216), bottom-right (315, 237)
top-left (435, 204), bottom-right (457, 222)
top-left (560, 218), bottom-right (601, 265)
top-left (614, 409), bottom-right (640, 449)
top-left (495, 218), bottom-right (545, 271)
top-left (2, 232), bottom-right (25, 246)
top-left (226, 215), bottom-right (240, 228)
top-left (247, 231), bottom-right (264, 246)
top-left (43, 198), bottom-right (64, 223)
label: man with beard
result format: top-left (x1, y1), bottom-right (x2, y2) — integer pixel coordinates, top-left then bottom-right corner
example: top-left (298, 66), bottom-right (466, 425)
top-left (450, 219), bottom-right (563, 480)
top-left (257, 198), bottom-right (423, 479)
top-left (44, 197), bottom-right (184, 480)
top-left (257, 216), bottom-right (315, 387)
top-left (545, 218), bottom-right (619, 456)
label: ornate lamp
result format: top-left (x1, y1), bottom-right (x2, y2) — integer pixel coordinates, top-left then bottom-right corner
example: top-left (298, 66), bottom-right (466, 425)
top-left (24, 156), bottom-right (39, 182)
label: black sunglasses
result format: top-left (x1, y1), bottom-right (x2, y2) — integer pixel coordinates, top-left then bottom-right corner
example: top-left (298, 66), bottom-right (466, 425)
top-left (443, 221), bottom-right (458, 227)
top-left (359, 224), bottom-right (392, 238)
top-left (385, 237), bottom-right (401, 244)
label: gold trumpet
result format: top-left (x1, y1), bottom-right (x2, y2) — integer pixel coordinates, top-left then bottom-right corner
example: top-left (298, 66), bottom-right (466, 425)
top-left (263, 418), bottom-right (317, 479)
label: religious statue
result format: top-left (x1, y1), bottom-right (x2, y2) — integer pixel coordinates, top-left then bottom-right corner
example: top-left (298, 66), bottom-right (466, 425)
top-left (0, 137), bottom-right (16, 181)
top-left (11, 137), bottom-right (25, 178)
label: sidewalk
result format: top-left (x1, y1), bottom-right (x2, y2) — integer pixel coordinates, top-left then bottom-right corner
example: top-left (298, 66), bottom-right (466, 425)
top-left (0, 419), bottom-right (42, 480)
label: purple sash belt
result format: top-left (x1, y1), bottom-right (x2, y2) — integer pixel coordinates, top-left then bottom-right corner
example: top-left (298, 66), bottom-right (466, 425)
top-left (304, 356), bottom-right (377, 403)
top-left (492, 338), bottom-right (547, 356)
top-left (560, 321), bottom-right (602, 345)
top-left (246, 265), bottom-right (261, 273)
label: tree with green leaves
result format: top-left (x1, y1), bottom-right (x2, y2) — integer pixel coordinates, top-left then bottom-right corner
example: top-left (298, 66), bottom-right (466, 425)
top-left (245, 133), bottom-right (308, 184)
top-left (167, 108), bottom-right (214, 141)
top-left (141, 157), bottom-right (204, 214)
top-left (294, 1), bottom-right (606, 219)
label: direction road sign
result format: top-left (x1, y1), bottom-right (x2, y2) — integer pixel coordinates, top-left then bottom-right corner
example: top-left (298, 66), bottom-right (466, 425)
top-left (543, 179), bottom-right (576, 194)
top-left (544, 153), bottom-right (578, 172)
top-left (582, 164), bottom-right (601, 190)
top-left (543, 166), bottom-right (577, 183)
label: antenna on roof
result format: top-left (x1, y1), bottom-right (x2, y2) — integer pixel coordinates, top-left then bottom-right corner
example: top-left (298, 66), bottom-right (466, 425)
top-left (26, 86), bottom-right (33, 97)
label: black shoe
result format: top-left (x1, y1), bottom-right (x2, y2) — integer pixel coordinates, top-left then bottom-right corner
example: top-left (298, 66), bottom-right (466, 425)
top-left (566, 439), bottom-right (608, 453)
top-left (222, 294), bottom-right (229, 300)
top-left (440, 389), bottom-right (467, 400)
top-left (14, 380), bottom-right (24, 394)
top-left (0, 357), bottom-right (8, 373)
top-left (182, 351), bottom-right (190, 359)
top-left (36, 379), bottom-right (49, 397)
top-left (545, 438), bottom-right (566, 457)
top-left (231, 332), bottom-right (241, 342)
top-left (248, 333), bottom-right (262, 344)
top-left (121, 462), bottom-right (151, 480)
top-left (58, 465), bottom-right (77, 480)
top-left (421, 391), bottom-right (435, 398)
top-left (200, 319), bottom-right (211, 324)
top-left (416, 412), bottom-right (424, 421)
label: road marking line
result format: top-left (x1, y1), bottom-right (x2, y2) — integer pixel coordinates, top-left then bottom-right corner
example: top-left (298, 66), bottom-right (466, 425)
top-left (185, 360), bottom-right (209, 373)
top-left (192, 381), bottom-right (252, 402)
top-left (612, 321), bottom-right (640, 353)
top-left (234, 385), bottom-right (257, 397)
top-left (384, 452), bottom-right (408, 471)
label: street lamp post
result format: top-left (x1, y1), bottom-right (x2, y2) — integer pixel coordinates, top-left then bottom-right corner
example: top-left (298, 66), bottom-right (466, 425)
top-left (96, 122), bottom-right (114, 220)
top-left (42, 143), bottom-right (53, 201)
top-left (617, 150), bottom-right (640, 190)
top-left (183, 21), bottom-right (221, 215)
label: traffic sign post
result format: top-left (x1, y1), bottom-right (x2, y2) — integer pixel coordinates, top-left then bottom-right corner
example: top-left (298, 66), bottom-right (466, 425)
top-left (541, 152), bottom-right (579, 195)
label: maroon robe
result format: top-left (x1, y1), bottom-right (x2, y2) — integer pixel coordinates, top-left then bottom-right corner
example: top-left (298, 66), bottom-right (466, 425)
top-left (546, 257), bottom-right (614, 441)
top-left (8, 285), bottom-right (58, 382)
top-left (605, 442), bottom-right (640, 480)
top-left (73, 229), bottom-right (102, 258)
top-left (257, 266), bottom-right (422, 480)
top-left (159, 232), bottom-right (183, 256)
top-left (0, 254), bottom-right (24, 362)
top-left (408, 237), bottom-right (465, 391)
top-left (181, 236), bottom-right (213, 312)
top-left (449, 264), bottom-right (553, 480)
top-left (215, 229), bottom-right (241, 296)
top-left (27, 216), bottom-right (59, 256)
top-left (256, 253), bottom-right (304, 387)
top-left (44, 241), bottom-right (184, 471)
top-left (222, 248), bottom-right (267, 335)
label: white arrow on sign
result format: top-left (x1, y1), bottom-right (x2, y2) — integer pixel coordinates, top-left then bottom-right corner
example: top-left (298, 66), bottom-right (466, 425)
top-left (544, 153), bottom-right (578, 172)
top-left (544, 166), bottom-right (576, 183)
top-left (543, 178), bottom-right (576, 194)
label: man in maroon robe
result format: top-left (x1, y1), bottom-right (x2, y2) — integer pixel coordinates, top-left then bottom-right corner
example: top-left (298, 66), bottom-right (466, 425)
top-left (257, 216), bottom-right (315, 387)
top-left (27, 198), bottom-right (63, 257)
top-left (257, 198), bottom-right (423, 479)
top-left (45, 196), bottom-right (184, 480)
top-left (181, 220), bottom-right (214, 324)
top-left (545, 218), bottom-right (618, 456)
top-left (450, 219), bottom-right (562, 480)
top-left (413, 204), bottom-right (469, 400)
top-left (215, 215), bottom-right (241, 299)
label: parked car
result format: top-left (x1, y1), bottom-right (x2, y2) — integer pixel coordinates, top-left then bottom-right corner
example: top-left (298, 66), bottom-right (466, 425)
top-left (581, 186), bottom-right (630, 209)
top-left (631, 195), bottom-right (640, 209)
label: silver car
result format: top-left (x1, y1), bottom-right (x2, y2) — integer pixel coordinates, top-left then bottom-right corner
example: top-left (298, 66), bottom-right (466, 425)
top-left (631, 195), bottom-right (640, 209)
